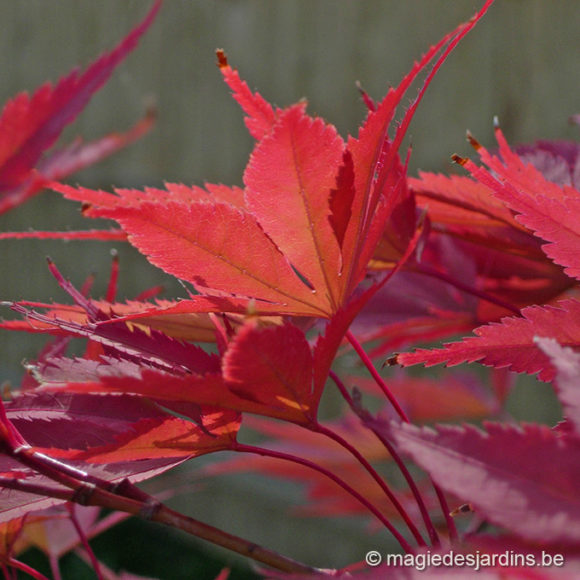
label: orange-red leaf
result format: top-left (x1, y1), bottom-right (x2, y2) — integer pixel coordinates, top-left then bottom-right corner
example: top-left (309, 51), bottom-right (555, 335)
top-left (216, 49), bottom-right (277, 141)
top-left (244, 105), bottom-right (344, 310)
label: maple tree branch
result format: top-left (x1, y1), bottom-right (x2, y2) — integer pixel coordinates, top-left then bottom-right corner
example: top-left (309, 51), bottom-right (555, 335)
top-left (329, 370), bottom-right (440, 546)
top-left (346, 330), bottom-right (410, 422)
top-left (6, 559), bottom-right (50, 580)
top-left (0, 462), bottom-right (320, 576)
top-left (309, 421), bottom-right (425, 548)
top-left (0, 406), bottom-right (321, 576)
top-left (343, 332), bottom-right (459, 543)
top-left (67, 504), bottom-right (104, 580)
top-left (233, 441), bottom-right (413, 553)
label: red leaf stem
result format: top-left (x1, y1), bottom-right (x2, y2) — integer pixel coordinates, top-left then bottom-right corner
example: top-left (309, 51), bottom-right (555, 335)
top-left (328, 370), bottom-right (440, 546)
top-left (309, 421), bottom-right (425, 547)
top-left (5, 559), bottom-right (50, 580)
top-left (67, 504), bottom-right (104, 580)
top-left (346, 330), bottom-right (410, 422)
top-left (233, 441), bottom-right (413, 553)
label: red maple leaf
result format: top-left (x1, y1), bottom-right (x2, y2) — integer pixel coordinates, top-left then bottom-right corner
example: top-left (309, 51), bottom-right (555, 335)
top-left (397, 298), bottom-right (580, 382)
top-left (49, 7), bottom-right (491, 321)
top-left (0, 2), bottom-right (159, 215)
top-left (452, 126), bottom-right (580, 282)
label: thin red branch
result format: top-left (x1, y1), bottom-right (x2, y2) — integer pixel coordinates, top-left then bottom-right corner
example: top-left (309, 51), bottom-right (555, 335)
top-left (233, 441), bottom-right (413, 553)
top-left (329, 370), bottom-right (440, 546)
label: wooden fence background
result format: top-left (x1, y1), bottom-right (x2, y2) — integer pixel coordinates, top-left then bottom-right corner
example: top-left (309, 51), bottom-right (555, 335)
top-left (0, 0), bottom-right (578, 572)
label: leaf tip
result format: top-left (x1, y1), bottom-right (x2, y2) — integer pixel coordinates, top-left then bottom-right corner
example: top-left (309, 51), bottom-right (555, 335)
top-left (382, 354), bottom-right (400, 368)
top-left (450, 153), bottom-right (468, 166)
top-left (450, 503), bottom-right (474, 517)
top-left (216, 49), bottom-right (228, 69)
top-left (465, 130), bottom-right (481, 150)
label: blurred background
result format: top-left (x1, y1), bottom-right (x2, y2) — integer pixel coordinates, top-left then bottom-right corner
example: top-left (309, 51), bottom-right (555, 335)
top-left (0, 1), bottom-right (578, 578)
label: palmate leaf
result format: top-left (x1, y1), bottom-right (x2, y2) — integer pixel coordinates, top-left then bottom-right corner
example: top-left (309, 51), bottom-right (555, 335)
top-left (0, 2), bottom-right (159, 214)
top-left (0, 392), bottom-right (240, 523)
top-left (409, 168), bottom-right (575, 314)
top-left (455, 127), bottom-right (580, 281)
top-left (35, 321), bottom-right (320, 426)
top-left (1, 298), bottom-right (219, 343)
top-left (54, 183), bottom-right (332, 317)
top-left (397, 298), bottom-right (580, 382)
top-left (6, 297), bottom-right (220, 376)
top-left (389, 420), bottom-right (580, 545)
top-left (50, 2), bottom-right (494, 322)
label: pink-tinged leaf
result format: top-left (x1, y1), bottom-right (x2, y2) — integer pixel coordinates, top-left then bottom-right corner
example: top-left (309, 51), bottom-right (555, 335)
top-left (1, 298), bottom-right (219, 343)
top-left (535, 337), bottom-right (580, 436)
top-left (356, 374), bottom-right (496, 423)
top-left (244, 105), bottom-right (344, 309)
top-left (0, 1), bottom-right (160, 211)
top-left (63, 408), bottom-right (240, 464)
top-left (457, 127), bottom-right (580, 281)
top-left (13, 302), bottom-right (219, 375)
top-left (37, 108), bottom-right (155, 182)
top-left (0, 391), bottom-right (233, 523)
top-left (216, 50), bottom-right (277, 140)
top-left (4, 263), bottom-right (221, 375)
top-left (398, 298), bottom-right (580, 382)
top-left (11, 505), bottom-right (129, 560)
top-left (515, 139), bottom-right (580, 190)
top-left (351, 235), bottom-right (483, 356)
top-left (389, 421), bottom-right (580, 545)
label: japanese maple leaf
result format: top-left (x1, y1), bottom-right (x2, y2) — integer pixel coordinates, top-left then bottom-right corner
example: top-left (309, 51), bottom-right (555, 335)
top-left (0, 392), bottom-right (240, 523)
top-left (408, 139), bottom-right (575, 315)
top-left (389, 420), bottom-right (580, 546)
top-left (33, 321), bottom-right (320, 427)
top-left (535, 337), bottom-right (580, 436)
top-left (397, 298), bottom-right (580, 382)
top-left (4, 259), bottom-right (326, 426)
top-left (452, 125), bottom-right (580, 282)
top-left (396, 126), bottom-right (580, 380)
top-left (0, 2), bottom-right (159, 215)
top-left (50, 2), bottom-right (494, 320)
